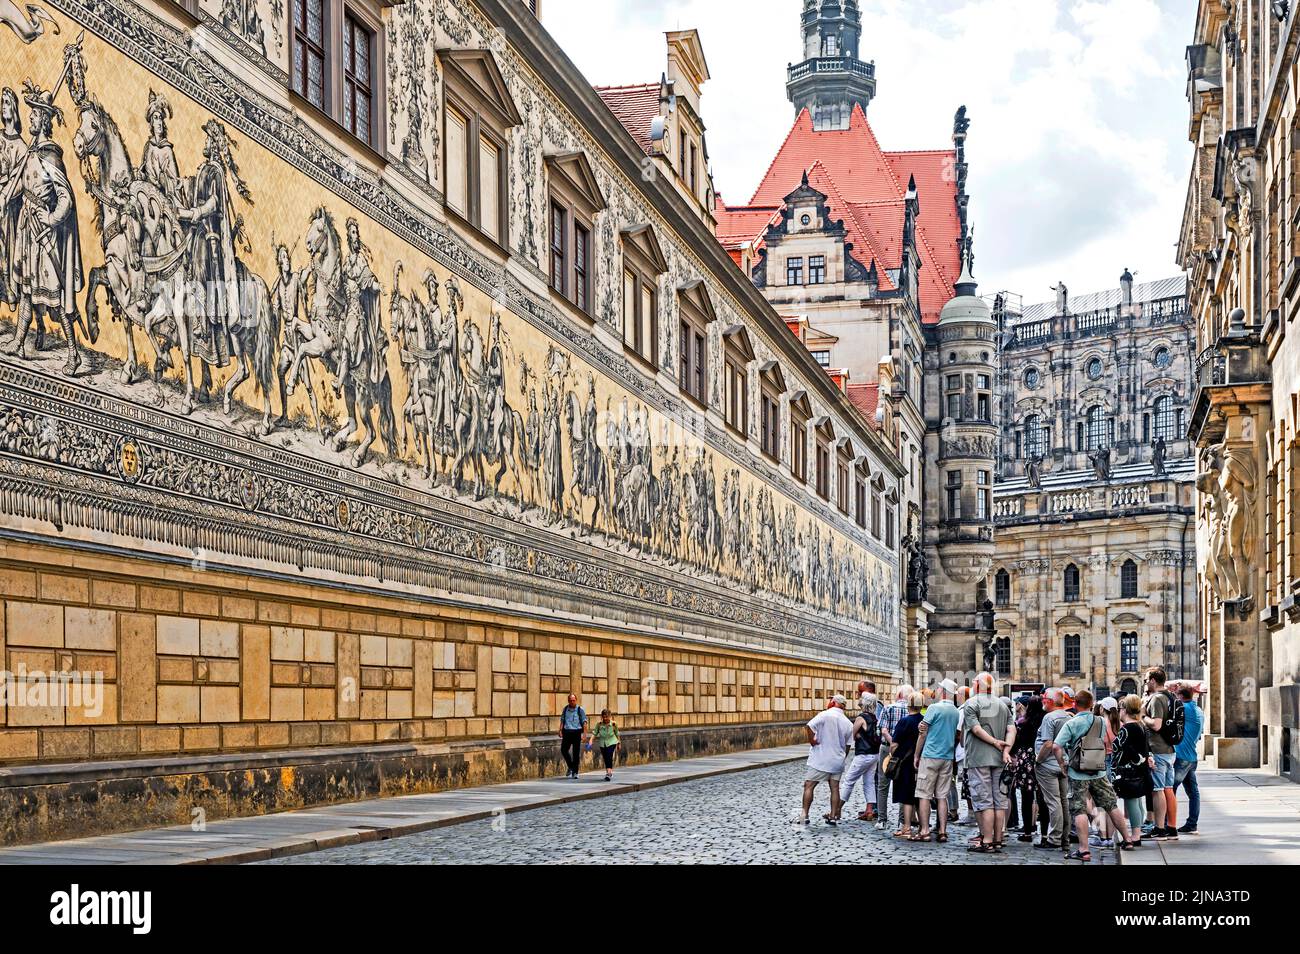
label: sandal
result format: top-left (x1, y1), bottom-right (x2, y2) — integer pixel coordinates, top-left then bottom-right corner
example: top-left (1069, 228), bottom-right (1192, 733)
top-left (1066, 849), bottom-right (1092, 862)
top-left (910, 831), bottom-right (932, 842)
top-left (966, 842), bottom-right (995, 853)
top-left (936, 833), bottom-right (949, 843)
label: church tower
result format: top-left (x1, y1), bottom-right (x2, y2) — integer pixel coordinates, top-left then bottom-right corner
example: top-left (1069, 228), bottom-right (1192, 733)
top-left (786, 0), bottom-right (877, 130)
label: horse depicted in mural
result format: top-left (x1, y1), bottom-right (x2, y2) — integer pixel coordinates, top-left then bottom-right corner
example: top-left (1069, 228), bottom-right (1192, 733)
top-left (292, 206), bottom-right (397, 467)
top-left (564, 387), bottom-right (609, 534)
top-left (391, 261), bottom-right (438, 477)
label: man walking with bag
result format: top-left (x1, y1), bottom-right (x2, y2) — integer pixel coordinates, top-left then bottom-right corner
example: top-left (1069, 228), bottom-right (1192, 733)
top-left (1050, 689), bottom-right (1138, 861)
top-left (558, 693), bottom-right (589, 779)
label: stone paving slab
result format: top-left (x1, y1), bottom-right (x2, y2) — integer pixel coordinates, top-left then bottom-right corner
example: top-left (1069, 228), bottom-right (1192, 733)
top-left (0, 745), bottom-right (806, 865)
top-left (1119, 769), bottom-right (1300, 866)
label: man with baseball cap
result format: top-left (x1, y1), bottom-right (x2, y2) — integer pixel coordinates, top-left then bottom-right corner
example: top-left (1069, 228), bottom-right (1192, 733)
top-left (913, 678), bottom-right (960, 842)
top-left (799, 693), bottom-right (854, 825)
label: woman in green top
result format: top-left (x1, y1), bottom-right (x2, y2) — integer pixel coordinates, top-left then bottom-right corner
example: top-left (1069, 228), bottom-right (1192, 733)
top-left (592, 709), bottom-right (621, 781)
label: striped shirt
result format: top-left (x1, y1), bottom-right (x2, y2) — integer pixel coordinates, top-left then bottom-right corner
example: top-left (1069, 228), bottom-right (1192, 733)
top-left (879, 701), bottom-right (908, 743)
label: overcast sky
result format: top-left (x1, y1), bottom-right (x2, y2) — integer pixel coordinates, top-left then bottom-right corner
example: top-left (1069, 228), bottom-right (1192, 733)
top-left (543, 0), bottom-right (1194, 308)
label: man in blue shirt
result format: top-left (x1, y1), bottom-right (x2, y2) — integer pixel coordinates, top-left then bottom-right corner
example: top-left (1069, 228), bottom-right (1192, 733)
top-left (913, 678), bottom-right (960, 842)
top-left (558, 694), bottom-right (589, 779)
top-left (1174, 686), bottom-right (1205, 834)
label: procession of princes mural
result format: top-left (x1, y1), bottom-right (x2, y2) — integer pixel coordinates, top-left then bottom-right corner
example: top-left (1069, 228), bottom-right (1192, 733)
top-left (0, 14), bottom-right (898, 635)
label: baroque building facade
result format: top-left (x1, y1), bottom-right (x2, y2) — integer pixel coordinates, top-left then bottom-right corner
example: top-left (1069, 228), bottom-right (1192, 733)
top-left (0, 0), bottom-right (905, 839)
top-left (990, 275), bottom-right (1198, 696)
top-left (717, 0), bottom-right (991, 686)
top-left (1180, 0), bottom-right (1298, 781)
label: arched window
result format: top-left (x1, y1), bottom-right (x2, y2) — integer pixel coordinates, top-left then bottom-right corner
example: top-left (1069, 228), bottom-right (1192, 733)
top-left (995, 568), bottom-right (1011, 607)
top-left (1120, 559), bottom-right (1138, 599)
top-left (1153, 395), bottom-right (1179, 443)
top-left (1064, 563), bottom-right (1080, 602)
top-left (1119, 677), bottom-right (1138, 695)
top-left (1024, 414), bottom-right (1046, 459)
top-left (1084, 405), bottom-right (1108, 451)
top-left (1063, 634), bottom-right (1082, 674)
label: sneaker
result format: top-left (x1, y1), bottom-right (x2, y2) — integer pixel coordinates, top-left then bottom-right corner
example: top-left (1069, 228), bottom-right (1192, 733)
top-left (1177, 824), bottom-right (1198, 835)
top-left (1141, 822), bottom-right (1156, 835)
top-left (874, 821), bottom-right (887, 831)
top-left (1151, 828), bottom-right (1169, 841)
top-left (1163, 827), bottom-right (1179, 841)
top-left (603, 774), bottom-right (612, 782)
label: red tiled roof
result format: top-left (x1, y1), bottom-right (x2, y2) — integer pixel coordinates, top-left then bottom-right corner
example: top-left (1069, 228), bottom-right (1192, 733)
top-left (845, 382), bottom-right (881, 428)
top-left (595, 83), bottom-right (661, 155)
top-left (715, 205), bottom-right (780, 250)
top-left (732, 104), bottom-right (962, 323)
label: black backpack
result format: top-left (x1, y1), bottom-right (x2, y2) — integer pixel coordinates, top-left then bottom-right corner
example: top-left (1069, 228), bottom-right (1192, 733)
top-left (1158, 690), bottom-right (1185, 746)
top-left (857, 712), bottom-right (881, 753)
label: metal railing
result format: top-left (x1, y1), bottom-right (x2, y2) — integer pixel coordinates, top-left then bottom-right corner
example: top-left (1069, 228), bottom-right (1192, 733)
top-left (787, 57), bottom-right (876, 83)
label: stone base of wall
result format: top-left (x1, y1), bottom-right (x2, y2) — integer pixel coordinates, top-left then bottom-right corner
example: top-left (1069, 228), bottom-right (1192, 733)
top-left (1213, 735), bottom-right (1260, 769)
top-left (0, 720), bottom-right (805, 845)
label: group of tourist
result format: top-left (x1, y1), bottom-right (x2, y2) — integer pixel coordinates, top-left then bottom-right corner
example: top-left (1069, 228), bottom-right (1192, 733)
top-left (798, 667), bottom-right (1204, 861)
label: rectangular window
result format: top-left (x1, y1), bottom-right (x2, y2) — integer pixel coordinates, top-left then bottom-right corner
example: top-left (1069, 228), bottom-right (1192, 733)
top-left (809, 255), bottom-right (826, 284)
top-left (947, 393), bottom-right (961, 420)
top-left (445, 106), bottom-right (468, 217)
top-left (679, 317), bottom-right (707, 405)
top-left (573, 223), bottom-right (589, 312)
top-left (690, 142), bottom-right (698, 195)
top-left (811, 349), bottom-right (831, 367)
top-left (791, 420), bottom-right (807, 481)
top-left (293, 0), bottom-right (327, 110)
top-left (786, 257), bottom-right (804, 286)
top-left (342, 13), bottom-right (374, 146)
top-left (622, 271), bottom-right (636, 350)
top-left (639, 285), bottom-right (654, 360)
top-left (1064, 635), bottom-right (1081, 674)
top-left (550, 202), bottom-right (566, 296)
top-left (837, 459), bottom-right (849, 513)
top-left (760, 393), bottom-right (780, 459)
top-left (479, 136), bottom-right (501, 243)
top-left (946, 470), bottom-right (961, 520)
top-left (855, 479), bottom-right (867, 528)
top-left (995, 639), bottom-right (1011, 677)
top-left (816, 441), bottom-right (830, 499)
top-left (871, 494), bottom-right (882, 539)
top-left (977, 393), bottom-right (990, 422)
top-left (725, 361), bottom-right (747, 434)
top-left (1120, 633), bottom-right (1138, 673)
top-left (885, 505), bottom-right (895, 549)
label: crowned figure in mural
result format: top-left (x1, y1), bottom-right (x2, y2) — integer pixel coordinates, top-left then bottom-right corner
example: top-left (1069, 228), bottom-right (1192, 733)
top-left (3, 80), bottom-right (90, 373)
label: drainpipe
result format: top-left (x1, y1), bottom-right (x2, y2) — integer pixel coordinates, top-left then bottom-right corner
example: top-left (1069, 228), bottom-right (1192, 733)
top-left (1179, 514), bottom-right (1189, 679)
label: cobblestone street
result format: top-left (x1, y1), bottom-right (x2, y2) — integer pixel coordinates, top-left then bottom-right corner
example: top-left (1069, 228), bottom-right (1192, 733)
top-left (261, 761), bottom-right (1084, 865)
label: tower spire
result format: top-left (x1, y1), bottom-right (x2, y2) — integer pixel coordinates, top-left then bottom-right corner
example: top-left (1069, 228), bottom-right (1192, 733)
top-left (786, 0), bottom-right (876, 130)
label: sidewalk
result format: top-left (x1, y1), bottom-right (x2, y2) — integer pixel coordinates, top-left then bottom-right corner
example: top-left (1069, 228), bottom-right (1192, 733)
top-left (1119, 768), bottom-right (1300, 865)
top-left (0, 745), bottom-right (806, 865)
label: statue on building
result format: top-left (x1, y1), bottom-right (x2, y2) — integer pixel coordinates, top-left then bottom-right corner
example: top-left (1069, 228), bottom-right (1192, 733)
top-left (953, 104), bottom-right (970, 137)
top-left (1051, 281), bottom-right (1068, 315)
top-left (1152, 436), bottom-right (1167, 477)
top-left (1026, 457), bottom-right (1042, 489)
top-left (1089, 445), bottom-right (1110, 482)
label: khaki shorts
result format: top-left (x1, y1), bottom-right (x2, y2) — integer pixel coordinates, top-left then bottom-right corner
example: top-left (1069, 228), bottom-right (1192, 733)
top-left (967, 766), bottom-right (1008, 811)
top-left (915, 757), bottom-right (954, 801)
top-left (1068, 775), bottom-right (1118, 816)
top-left (805, 766), bottom-right (842, 783)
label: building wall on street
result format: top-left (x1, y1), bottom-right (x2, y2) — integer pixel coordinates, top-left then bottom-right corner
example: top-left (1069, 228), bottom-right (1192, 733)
top-left (0, 0), bottom-right (901, 832)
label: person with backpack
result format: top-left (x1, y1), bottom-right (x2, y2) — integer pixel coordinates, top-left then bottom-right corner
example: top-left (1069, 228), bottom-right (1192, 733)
top-left (592, 708), bottom-right (621, 782)
top-left (1173, 685), bottom-right (1204, 834)
top-left (1048, 688), bottom-right (1139, 861)
top-left (1112, 694), bottom-right (1153, 847)
top-left (1142, 667), bottom-right (1183, 841)
top-left (840, 691), bottom-right (882, 821)
top-left (558, 693), bottom-right (589, 779)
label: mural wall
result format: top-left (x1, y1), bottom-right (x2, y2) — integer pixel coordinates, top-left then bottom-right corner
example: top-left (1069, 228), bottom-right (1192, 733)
top-left (0, 0), bottom-right (897, 669)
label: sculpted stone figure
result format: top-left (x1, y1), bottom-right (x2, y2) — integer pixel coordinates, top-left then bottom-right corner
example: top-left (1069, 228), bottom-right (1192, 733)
top-left (1218, 441), bottom-right (1257, 601)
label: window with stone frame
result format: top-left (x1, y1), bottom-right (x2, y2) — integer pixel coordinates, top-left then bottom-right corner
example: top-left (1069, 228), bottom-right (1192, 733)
top-left (677, 280), bottom-right (715, 406)
top-left (1153, 395), bottom-right (1179, 443)
top-left (1083, 404), bottom-right (1110, 451)
top-left (1120, 559), bottom-right (1138, 598)
top-left (289, 0), bottom-right (387, 152)
top-left (544, 152), bottom-right (605, 317)
top-left (1064, 563), bottom-right (1080, 602)
top-left (1063, 634), bottom-right (1082, 674)
top-left (870, 483), bottom-right (882, 539)
top-left (1120, 632), bottom-right (1138, 673)
top-left (440, 48), bottom-right (520, 247)
top-left (722, 327), bottom-right (754, 437)
top-left (976, 373), bottom-right (991, 422)
top-left (977, 470), bottom-right (990, 519)
top-left (786, 256), bottom-right (804, 286)
top-left (945, 470), bottom-right (961, 520)
top-left (835, 443), bottom-right (851, 514)
top-left (758, 363), bottom-right (786, 462)
top-left (815, 420), bottom-right (833, 500)
top-left (619, 224), bottom-right (667, 367)
top-left (1023, 414), bottom-right (1046, 459)
top-left (854, 469), bottom-right (867, 529)
top-left (808, 254), bottom-right (826, 284)
top-left (995, 568), bottom-right (1011, 607)
top-left (790, 394), bottom-right (811, 482)
top-left (884, 496), bottom-right (896, 549)
top-left (945, 374), bottom-right (962, 421)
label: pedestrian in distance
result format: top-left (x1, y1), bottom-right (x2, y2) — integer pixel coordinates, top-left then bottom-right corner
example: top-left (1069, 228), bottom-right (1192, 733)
top-left (1173, 685), bottom-right (1204, 834)
top-left (592, 708), bottom-right (621, 782)
top-left (962, 671), bottom-right (1016, 853)
top-left (1143, 667), bottom-right (1182, 840)
top-left (559, 693), bottom-right (589, 779)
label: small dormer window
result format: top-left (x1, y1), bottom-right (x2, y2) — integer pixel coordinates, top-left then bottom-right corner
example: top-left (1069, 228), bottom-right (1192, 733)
top-left (800, 213), bottom-right (811, 226)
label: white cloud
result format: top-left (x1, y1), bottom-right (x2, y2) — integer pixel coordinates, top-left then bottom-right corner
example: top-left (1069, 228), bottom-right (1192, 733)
top-left (542, 0), bottom-right (1193, 305)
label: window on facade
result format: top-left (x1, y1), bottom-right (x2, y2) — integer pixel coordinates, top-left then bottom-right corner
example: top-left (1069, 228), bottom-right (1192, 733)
top-left (1024, 414), bottom-right (1045, 459)
top-left (342, 13), bottom-right (375, 146)
top-left (1064, 634), bottom-right (1082, 674)
top-left (855, 475), bottom-right (867, 528)
top-left (786, 257), bottom-right (804, 286)
top-left (810, 349), bottom-right (831, 367)
top-left (836, 448), bottom-right (851, 513)
top-left (1120, 632), bottom-right (1138, 673)
top-left (995, 638), bottom-right (1011, 677)
top-left (689, 142), bottom-right (698, 196)
top-left (292, 0), bottom-right (328, 111)
top-left (1120, 559), bottom-right (1138, 598)
top-left (871, 491), bottom-right (882, 539)
top-left (1153, 396), bottom-right (1178, 443)
top-left (815, 424), bottom-right (832, 500)
top-left (549, 202), bottom-right (566, 294)
top-left (1064, 563), bottom-right (1080, 602)
top-left (441, 49), bottom-right (519, 245)
top-left (884, 502), bottom-right (895, 549)
top-left (722, 329), bottom-right (753, 437)
top-left (809, 255), bottom-right (826, 284)
top-left (791, 408), bottom-right (809, 482)
top-left (1084, 405), bottom-right (1108, 451)
top-left (995, 568), bottom-right (1010, 607)
top-left (946, 387), bottom-right (962, 421)
top-left (946, 470), bottom-right (962, 519)
top-left (677, 281), bottom-right (714, 406)
top-left (758, 364), bottom-right (785, 462)
top-left (545, 152), bottom-right (604, 316)
top-left (977, 470), bottom-right (990, 519)
top-left (619, 225), bottom-right (666, 366)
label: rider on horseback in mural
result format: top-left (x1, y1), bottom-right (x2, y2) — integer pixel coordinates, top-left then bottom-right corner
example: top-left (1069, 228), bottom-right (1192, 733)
top-left (335, 216), bottom-right (384, 398)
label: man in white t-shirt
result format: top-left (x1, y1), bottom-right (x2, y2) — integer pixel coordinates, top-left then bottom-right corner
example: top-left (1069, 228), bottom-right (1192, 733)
top-left (799, 694), bottom-right (854, 825)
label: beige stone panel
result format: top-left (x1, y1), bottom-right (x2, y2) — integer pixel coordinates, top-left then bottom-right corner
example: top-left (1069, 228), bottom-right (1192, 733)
top-left (304, 687), bottom-right (335, 721)
top-left (475, 645), bottom-right (493, 716)
top-left (92, 727), bottom-right (137, 757)
top-left (241, 624), bottom-right (271, 721)
top-left (138, 587), bottom-right (180, 613)
top-left (64, 607), bottom-right (116, 652)
top-left (375, 615), bottom-right (401, 635)
top-left (118, 613), bottom-right (156, 723)
top-left (360, 633), bottom-right (386, 666)
top-left (337, 632), bottom-right (360, 720)
top-left (6, 601), bottom-right (63, 648)
top-left (270, 626), bottom-right (304, 661)
top-left (8, 649), bottom-right (55, 672)
top-left (200, 686), bottom-right (241, 723)
top-left (139, 726), bottom-right (182, 753)
top-left (183, 591), bottom-right (220, 618)
top-left (454, 691), bottom-right (475, 717)
top-left (360, 689), bottom-right (385, 719)
top-left (412, 640), bottom-right (433, 718)
top-left (222, 596), bottom-right (257, 620)
top-left (91, 580), bottom-right (135, 609)
top-left (156, 616), bottom-right (199, 656)
top-left (157, 685), bottom-right (199, 724)
top-left (66, 684), bottom-right (118, 726)
top-left (0, 729), bottom-right (38, 759)
top-left (207, 658), bottom-right (240, 683)
top-left (387, 637), bottom-right (413, 668)
top-left (387, 690), bottom-right (413, 719)
top-left (6, 683), bottom-right (64, 726)
top-left (157, 657), bottom-right (192, 682)
top-left (291, 604), bottom-right (321, 628)
top-left (199, 619), bottom-right (240, 658)
top-left (258, 601), bottom-right (291, 624)
top-left (257, 723), bottom-right (289, 747)
top-left (40, 574), bottom-right (88, 604)
top-left (270, 687), bottom-right (304, 722)
top-left (0, 569), bottom-right (37, 600)
top-left (432, 690), bottom-right (455, 718)
top-left (183, 726), bottom-right (220, 751)
top-left (304, 630), bottom-right (336, 663)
